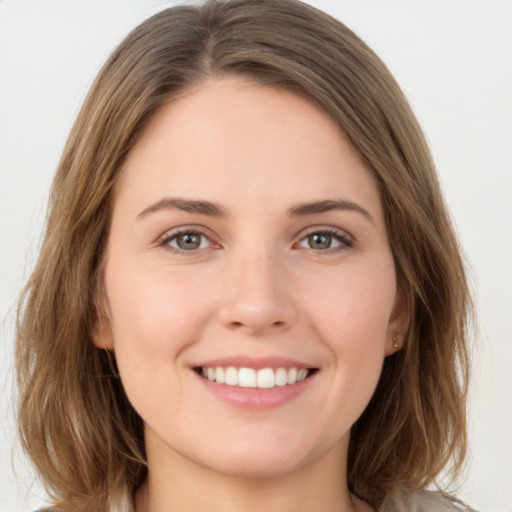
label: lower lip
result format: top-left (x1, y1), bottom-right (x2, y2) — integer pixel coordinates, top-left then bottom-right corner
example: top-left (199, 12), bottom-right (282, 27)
top-left (195, 371), bottom-right (317, 410)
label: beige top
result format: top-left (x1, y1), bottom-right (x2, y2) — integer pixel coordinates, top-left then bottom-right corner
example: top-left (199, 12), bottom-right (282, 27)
top-left (37, 489), bottom-right (477, 512)
top-left (381, 487), bottom-right (477, 512)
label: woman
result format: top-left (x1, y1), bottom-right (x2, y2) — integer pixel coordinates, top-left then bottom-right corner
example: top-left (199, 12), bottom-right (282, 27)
top-left (16, 1), bottom-right (473, 511)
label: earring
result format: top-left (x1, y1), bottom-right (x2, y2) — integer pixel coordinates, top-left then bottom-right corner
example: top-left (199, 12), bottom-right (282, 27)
top-left (392, 334), bottom-right (399, 349)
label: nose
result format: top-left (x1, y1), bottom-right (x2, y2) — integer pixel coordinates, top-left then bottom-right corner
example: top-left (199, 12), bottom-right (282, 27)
top-left (216, 249), bottom-right (298, 336)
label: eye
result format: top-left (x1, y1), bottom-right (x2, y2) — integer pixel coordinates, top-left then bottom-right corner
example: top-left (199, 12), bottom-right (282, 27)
top-left (296, 229), bottom-right (353, 251)
top-left (161, 229), bottom-right (212, 252)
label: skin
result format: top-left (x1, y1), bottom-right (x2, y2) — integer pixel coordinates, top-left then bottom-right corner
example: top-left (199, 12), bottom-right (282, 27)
top-left (93, 77), bottom-right (407, 512)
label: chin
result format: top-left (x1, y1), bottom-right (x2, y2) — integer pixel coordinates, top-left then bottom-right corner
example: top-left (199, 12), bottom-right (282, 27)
top-left (184, 432), bottom-right (332, 481)
top-left (202, 452), bottom-right (308, 480)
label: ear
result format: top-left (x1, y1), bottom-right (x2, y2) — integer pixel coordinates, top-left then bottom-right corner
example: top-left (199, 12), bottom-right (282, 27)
top-left (385, 284), bottom-right (410, 356)
top-left (91, 298), bottom-right (114, 350)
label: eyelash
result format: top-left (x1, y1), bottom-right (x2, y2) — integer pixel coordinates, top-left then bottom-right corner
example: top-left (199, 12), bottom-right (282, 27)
top-left (296, 227), bottom-right (354, 253)
top-left (157, 226), bottom-right (354, 254)
top-left (158, 227), bottom-right (215, 254)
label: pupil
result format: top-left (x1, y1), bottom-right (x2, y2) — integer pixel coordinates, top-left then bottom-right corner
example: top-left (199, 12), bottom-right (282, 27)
top-left (309, 234), bottom-right (331, 249)
top-left (177, 233), bottom-right (201, 250)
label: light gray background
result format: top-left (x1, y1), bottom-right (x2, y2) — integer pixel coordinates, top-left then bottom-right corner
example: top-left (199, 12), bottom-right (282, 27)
top-left (1, 1), bottom-right (511, 511)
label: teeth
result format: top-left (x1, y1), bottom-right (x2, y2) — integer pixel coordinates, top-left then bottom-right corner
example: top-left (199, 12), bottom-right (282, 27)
top-left (257, 368), bottom-right (274, 389)
top-left (215, 367), bottom-right (225, 384)
top-left (287, 368), bottom-right (297, 385)
top-left (199, 366), bottom-right (312, 389)
top-left (275, 367), bottom-right (288, 386)
top-left (239, 368), bottom-right (256, 388)
top-left (297, 369), bottom-right (308, 382)
top-left (225, 367), bottom-right (238, 386)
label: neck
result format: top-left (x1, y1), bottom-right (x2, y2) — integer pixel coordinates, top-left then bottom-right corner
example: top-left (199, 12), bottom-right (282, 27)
top-left (135, 434), bottom-right (372, 512)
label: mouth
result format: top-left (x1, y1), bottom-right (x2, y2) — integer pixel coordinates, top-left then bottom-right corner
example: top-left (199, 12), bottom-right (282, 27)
top-left (194, 366), bottom-right (319, 389)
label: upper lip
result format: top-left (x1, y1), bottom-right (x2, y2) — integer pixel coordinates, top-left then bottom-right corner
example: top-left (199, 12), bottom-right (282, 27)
top-left (193, 355), bottom-right (317, 370)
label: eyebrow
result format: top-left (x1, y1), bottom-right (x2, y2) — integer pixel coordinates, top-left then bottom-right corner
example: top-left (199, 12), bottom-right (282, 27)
top-left (137, 197), bottom-right (227, 219)
top-left (136, 197), bottom-right (374, 224)
top-left (288, 199), bottom-right (374, 224)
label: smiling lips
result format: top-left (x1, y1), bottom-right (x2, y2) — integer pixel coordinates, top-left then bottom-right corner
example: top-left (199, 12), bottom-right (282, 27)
top-left (198, 366), bottom-right (314, 389)
top-left (194, 359), bottom-right (319, 409)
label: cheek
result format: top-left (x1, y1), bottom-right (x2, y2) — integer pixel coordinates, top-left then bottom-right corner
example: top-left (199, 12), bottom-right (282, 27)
top-left (103, 261), bottom-right (218, 419)
top-left (303, 261), bottom-right (396, 345)
top-left (103, 260), bottom-right (218, 397)
top-left (107, 262), bottom-right (207, 343)
top-left (299, 259), bottom-right (396, 394)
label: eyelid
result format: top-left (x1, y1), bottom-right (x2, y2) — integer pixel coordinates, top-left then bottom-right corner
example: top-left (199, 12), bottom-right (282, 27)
top-left (154, 224), bottom-right (354, 254)
top-left (294, 225), bottom-right (354, 251)
top-left (156, 225), bottom-right (219, 252)
top-left (297, 225), bottom-right (354, 240)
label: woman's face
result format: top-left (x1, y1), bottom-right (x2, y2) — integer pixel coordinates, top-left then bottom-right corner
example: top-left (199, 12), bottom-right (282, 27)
top-left (94, 77), bottom-right (404, 479)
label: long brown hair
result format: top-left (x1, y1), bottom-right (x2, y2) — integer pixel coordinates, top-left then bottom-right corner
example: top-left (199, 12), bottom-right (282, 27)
top-left (16, 1), bottom-right (471, 510)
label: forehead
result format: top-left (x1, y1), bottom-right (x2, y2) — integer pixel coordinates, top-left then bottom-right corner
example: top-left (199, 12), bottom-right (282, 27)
top-left (115, 77), bottom-right (383, 221)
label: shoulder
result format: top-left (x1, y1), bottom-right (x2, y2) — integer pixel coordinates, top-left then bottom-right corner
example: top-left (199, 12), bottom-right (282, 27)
top-left (380, 487), bottom-right (478, 512)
